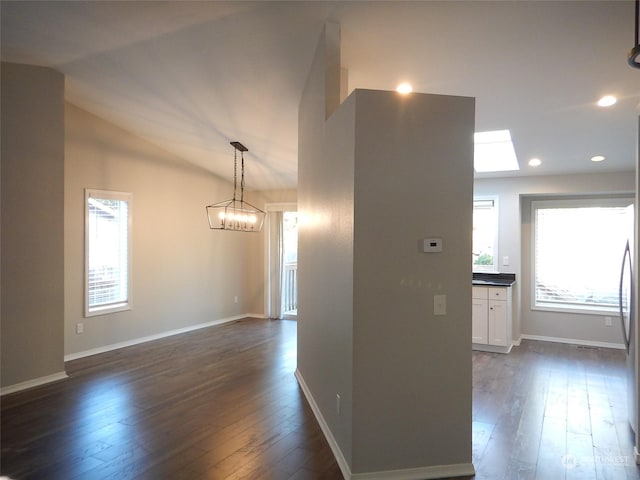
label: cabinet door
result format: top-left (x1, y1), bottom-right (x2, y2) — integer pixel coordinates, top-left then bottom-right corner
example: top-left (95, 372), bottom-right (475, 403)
top-left (472, 298), bottom-right (488, 344)
top-left (488, 300), bottom-right (508, 346)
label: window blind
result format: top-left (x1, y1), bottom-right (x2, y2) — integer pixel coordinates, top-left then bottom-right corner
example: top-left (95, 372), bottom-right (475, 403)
top-left (473, 198), bottom-right (498, 272)
top-left (533, 201), bottom-right (631, 312)
top-left (87, 195), bottom-right (130, 311)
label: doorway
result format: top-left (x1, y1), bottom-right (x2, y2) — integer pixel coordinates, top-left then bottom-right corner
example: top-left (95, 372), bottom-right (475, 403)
top-left (265, 204), bottom-right (297, 319)
top-left (282, 211), bottom-right (298, 318)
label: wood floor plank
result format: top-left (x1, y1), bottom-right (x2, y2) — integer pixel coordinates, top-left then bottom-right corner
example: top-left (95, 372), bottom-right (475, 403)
top-left (534, 416), bottom-right (567, 479)
top-left (565, 431), bottom-right (597, 480)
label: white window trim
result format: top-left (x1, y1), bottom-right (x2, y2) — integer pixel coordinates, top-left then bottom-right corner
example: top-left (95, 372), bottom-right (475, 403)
top-left (85, 189), bottom-right (133, 317)
top-left (473, 195), bottom-right (499, 273)
top-left (531, 197), bottom-right (633, 316)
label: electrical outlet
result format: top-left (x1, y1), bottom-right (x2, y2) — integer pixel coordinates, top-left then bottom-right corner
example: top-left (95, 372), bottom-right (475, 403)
top-left (76, 323), bottom-right (84, 334)
top-left (234, 295), bottom-right (238, 304)
top-left (605, 316), bottom-right (612, 327)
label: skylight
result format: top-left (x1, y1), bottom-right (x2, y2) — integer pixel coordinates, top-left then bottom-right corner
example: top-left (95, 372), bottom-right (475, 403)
top-left (474, 130), bottom-right (520, 173)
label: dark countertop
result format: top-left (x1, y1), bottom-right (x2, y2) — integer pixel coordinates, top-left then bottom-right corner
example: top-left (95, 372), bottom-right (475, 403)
top-left (472, 272), bottom-right (516, 287)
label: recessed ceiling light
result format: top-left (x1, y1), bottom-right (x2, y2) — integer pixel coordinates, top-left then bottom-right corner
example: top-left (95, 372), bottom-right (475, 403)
top-left (597, 95), bottom-right (617, 107)
top-left (396, 82), bottom-right (413, 94)
top-left (474, 130), bottom-right (520, 173)
top-left (528, 158), bottom-right (542, 167)
top-left (591, 155), bottom-right (605, 162)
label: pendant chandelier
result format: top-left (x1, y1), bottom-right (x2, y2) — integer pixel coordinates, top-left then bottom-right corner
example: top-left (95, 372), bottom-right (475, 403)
top-left (630, 0), bottom-right (640, 68)
top-left (206, 141), bottom-right (265, 232)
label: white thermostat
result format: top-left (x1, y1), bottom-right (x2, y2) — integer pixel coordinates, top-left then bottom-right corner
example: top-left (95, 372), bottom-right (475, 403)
top-left (423, 238), bottom-right (443, 253)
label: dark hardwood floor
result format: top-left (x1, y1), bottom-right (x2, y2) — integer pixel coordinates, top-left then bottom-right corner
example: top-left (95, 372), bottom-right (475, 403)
top-left (1, 319), bottom-right (341, 480)
top-left (2, 318), bottom-right (639, 479)
top-left (470, 341), bottom-right (640, 480)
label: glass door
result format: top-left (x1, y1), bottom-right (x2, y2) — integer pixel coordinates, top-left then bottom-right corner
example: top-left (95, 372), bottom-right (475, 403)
top-left (265, 205), bottom-right (297, 320)
top-left (282, 211), bottom-right (298, 318)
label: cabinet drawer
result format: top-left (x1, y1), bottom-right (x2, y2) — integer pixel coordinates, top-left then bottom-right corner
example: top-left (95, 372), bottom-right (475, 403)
top-left (488, 287), bottom-right (508, 300)
top-left (472, 286), bottom-right (488, 299)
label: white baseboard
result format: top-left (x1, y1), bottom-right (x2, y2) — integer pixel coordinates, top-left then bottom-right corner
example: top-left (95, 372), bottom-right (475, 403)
top-left (520, 334), bottom-right (625, 350)
top-left (1, 371), bottom-right (68, 396)
top-left (65, 314), bottom-right (259, 362)
top-left (513, 335), bottom-right (523, 346)
top-left (294, 369), bottom-right (352, 479)
top-left (473, 343), bottom-right (512, 354)
top-left (351, 463), bottom-right (475, 480)
top-left (294, 369), bottom-right (476, 480)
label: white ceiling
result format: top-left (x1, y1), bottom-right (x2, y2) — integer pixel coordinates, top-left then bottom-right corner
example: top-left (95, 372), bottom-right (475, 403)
top-left (2, 1), bottom-right (639, 190)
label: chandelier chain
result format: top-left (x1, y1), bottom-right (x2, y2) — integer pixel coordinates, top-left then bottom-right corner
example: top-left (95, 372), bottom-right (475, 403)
top-left (241, 151), bottom-right (245, 202)
top-left (232, 146), bottom-right (238, 201)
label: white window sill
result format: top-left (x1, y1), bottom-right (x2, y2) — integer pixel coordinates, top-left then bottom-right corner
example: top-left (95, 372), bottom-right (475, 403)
top-left (85, 303), bottom-right (131, 318)
top-left (533, 303), bottom-right (618, 317)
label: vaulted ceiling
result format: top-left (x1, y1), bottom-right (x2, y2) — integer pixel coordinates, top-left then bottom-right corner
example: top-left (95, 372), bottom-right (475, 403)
top-left (2, 1), bottom-right (638, 190)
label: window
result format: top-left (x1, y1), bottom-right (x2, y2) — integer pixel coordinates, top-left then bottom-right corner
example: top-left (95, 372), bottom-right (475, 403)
top-left (473, 198), bottom-right (498, 272)
top-left (533, 198), bottom-right (633, 314)
top-left (85, 189), bottom-right (132, 316)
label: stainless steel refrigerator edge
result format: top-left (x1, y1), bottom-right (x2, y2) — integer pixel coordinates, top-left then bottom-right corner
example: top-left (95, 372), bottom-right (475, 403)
top-left (623, 198), bottom-right (639, 460)
top-left (624, 115), bottom-right (640, 462)
top-left (635, 115), bottom-right (640, 462)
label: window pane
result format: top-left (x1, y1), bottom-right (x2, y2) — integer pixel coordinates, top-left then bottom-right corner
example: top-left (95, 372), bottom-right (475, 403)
top-left (534, 201), bottom-right (632, 312)
top-left (86, 190), bottom-right (131, 315)
top-left (473, 199), bottom-right (497, 272)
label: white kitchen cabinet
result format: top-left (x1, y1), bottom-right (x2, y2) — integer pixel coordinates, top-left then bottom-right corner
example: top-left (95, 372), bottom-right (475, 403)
top-left (472, 292), bottom-right (488, 344)
top-left (488, 299), bottom-right (508, 346)
top-left (472, 285), bottom-right (512, 353)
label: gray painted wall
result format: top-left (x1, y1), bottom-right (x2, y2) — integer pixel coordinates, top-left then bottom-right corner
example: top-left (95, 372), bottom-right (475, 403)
top-left (297, 24), bottom-right (475, 476)
top-left (475, 172), bottom-right (635, 345)
top-left (297, 23), bottom-right (355, 464)
top-left (351, 89), bottom-right (475, 472)
top-left (1, 63), bottom-right (66, 387)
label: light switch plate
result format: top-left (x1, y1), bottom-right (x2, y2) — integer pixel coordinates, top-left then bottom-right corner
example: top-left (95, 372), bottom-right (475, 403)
top-left (434, 294), bottom-right (446, 316)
